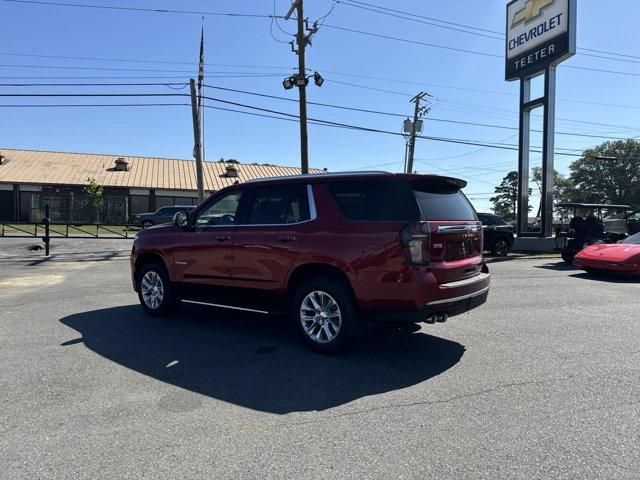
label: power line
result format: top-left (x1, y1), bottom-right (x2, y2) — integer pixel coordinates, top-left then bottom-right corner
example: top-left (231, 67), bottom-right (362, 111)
top-left (338, 0), bottom-right (503, 40)
top-left (201, 83), bottom-right (635, 141)
top-left (340, 0), bottom-right (501, 35)
top-left (0, 76), bottom-right (192, 80)
top-left (0, 62), bottom-right (290, 75)
top-left (0, 102), bottom-right (188, 108)
top-left (0, 51), bottom-right (294, 70)
top-left (580, 47), bottom-right (640, 61)
top-left (321, 23), bottom-right (640, 78)
top-left (327, 79), bottom-right (640, 132)
top-left (415, 161), bottom-right (502, 186)
top-left (269, 17), bottom-right (293, 44)
top-left (10, 83), bottom-right (623, 142)
top-left (0, 93), bottom-right (188, 98)
top-left (0, 82), bottom-right (188, 87)
top-left (1, 90), bottom-right (588, 158)
top-left (0, 0), bottom-right (282, 18)
top-left (196, 93), bottom-right (586, 157)
top-left (340, 0), bottom-right (640, 65)
top-left (322, 24), bottom-right (502, 58)
top-left (3, 50), bottom-right (638, 111)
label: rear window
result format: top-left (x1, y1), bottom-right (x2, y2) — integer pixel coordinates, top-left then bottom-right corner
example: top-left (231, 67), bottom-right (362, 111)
top-left (327, 179), bottom-right (420, 221)
top-left (412, 180), bottom-right (477, 221)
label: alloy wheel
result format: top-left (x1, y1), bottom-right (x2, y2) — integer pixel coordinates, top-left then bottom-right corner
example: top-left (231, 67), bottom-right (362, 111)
top-left (300, 290), bottom-right (342, 344)
top-left (494, 239), bottom-right (509, 256)
top-left (141, 271), bottom-right (164, 310)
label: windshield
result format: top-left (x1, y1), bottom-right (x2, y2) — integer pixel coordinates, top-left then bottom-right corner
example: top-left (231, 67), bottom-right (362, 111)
top-left (622, 232), bottom-right (640, 244)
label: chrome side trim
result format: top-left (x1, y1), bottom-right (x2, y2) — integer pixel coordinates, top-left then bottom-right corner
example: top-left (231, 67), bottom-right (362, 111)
top-left (438, 272), bottom-right (489, 289)
top-left (182, 299), bottom-right (269, 315)
top-left (437, 224), bottom-right (481, 234)
top-left (245, 171), bottom-right (389, 183)
top-left (426, 285), bottom-right (490, 306)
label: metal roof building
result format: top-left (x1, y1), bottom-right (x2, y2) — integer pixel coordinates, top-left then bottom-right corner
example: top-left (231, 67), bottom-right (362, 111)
top-left (0, 148), bottom-right (323, 222)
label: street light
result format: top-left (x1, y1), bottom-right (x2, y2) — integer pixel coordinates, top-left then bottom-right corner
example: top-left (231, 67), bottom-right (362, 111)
top-left (283, 72), bottom-right (324, 90)
top-left (313, 71), bottom-right (324, 87)
top-left (282, 77), bottom-right (295, 90)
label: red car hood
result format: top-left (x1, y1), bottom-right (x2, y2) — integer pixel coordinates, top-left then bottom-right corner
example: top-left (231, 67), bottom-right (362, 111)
top-left (576, 243), bottom-right (640, 262)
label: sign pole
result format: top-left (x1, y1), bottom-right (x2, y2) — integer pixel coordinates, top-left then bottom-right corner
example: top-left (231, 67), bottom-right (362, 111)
top-left (517, 77), bottom-right (531, 236)
top-left (541, 66), bottom-right (557, 238)
top-left (506, 0), bottom-right (575, 238)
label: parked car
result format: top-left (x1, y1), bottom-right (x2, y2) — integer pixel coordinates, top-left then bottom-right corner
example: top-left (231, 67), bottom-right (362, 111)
top-left (477, 213), bottom-right (514, 256)
top-left (130, 172), bottom-right (490, 352)
top-left (573, 232), bottom-right (640, 275)
top-left (133, 205), bottom-right (193, 229)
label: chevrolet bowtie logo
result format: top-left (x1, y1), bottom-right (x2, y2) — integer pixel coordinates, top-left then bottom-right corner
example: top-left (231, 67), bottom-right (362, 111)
top-left (512, 0), bottom-right (554, 28)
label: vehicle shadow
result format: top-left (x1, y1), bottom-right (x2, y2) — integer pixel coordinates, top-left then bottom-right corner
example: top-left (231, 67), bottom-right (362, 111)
top-left (534, 261), bottom-right (579, 271)
top-left (569, 272), bottom-right (640, 283)
top-left (60, 305), bottom-right (464, 414)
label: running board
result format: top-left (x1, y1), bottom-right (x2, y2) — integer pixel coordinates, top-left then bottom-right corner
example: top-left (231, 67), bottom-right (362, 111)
top-left (181, 299), bottom-right (286, 315)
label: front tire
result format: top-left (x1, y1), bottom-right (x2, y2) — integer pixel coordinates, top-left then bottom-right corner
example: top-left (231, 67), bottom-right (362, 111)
top-left (491, 238), bottom-right (510, 257)
top-left (137, 261), bottom-right (179, 316)
top-left (292, 276), bottom-right (358, 354)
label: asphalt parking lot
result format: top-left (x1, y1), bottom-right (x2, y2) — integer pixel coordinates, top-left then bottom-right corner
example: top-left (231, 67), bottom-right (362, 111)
top-left (1, 239), bottom-right (639, 479)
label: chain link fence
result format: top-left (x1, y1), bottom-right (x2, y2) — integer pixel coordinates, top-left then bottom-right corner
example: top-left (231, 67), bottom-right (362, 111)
top-left (30, 193), bottom-right (129, 224)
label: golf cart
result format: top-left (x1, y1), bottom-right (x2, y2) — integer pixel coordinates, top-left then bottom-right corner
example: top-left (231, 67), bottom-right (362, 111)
top-left (555, 203), bottom-right (634, 263)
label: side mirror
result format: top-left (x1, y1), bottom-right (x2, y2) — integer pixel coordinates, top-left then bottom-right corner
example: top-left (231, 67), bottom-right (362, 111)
top-left (174, 211), bottom-right (189, 228)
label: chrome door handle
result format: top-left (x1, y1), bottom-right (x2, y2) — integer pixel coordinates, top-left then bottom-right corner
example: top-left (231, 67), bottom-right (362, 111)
top-left (216, 235), bottom-right (231, 241)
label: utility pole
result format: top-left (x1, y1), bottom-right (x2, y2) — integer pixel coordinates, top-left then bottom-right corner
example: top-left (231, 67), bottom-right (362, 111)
top-left (189, 78), bottom-right (205, 202)
top-left (405, 91), bottom-right (430, 174)
top-left (282, 0), bottom-right (323, 175)
top-left (293, 0), bottom-right (308, 174)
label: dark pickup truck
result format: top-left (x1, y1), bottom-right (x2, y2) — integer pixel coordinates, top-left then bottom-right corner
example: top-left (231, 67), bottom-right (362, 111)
top-left (477, 213), bottom-right (514, 256)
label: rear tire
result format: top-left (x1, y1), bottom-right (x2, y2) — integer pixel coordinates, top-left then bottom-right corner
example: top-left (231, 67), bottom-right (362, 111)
top-left (561, 249), bottom-right (575, 264)
top-left (292, 276), bottom-right (359, 354)
top-left (137, 261), bottom-right (179, 316)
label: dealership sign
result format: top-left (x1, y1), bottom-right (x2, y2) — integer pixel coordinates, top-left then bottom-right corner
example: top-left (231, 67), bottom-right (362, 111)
top-left (505, 0), bottom-right (576, 80)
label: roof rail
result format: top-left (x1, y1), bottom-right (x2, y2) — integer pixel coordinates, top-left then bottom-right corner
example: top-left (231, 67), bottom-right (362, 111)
top-left (244, 170), bottom-right (391, 183)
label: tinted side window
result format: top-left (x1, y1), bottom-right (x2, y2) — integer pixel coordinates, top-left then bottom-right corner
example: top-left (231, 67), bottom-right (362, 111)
top-left (327, 179), bottom-right (420, 221)
top-left (285, 184), bottom-right (310, 223)
top-left (194, 191), bottom-right (243, 226)
top-left (245, 184), bottom-right (310, 225)
top-left (478, 214), bottom-right (492, 225)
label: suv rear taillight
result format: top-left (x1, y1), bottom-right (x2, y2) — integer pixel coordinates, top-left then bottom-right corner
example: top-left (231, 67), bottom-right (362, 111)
top-left (400, 221), bottom-right (430, 265)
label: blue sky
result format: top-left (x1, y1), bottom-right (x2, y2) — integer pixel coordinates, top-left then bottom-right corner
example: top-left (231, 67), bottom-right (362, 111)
top-left (1, 0), bottom-right (639, 212)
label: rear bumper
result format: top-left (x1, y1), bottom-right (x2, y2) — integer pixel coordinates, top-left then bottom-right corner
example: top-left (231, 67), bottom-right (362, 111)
top-left (365, 271), bottom-right (490, 323)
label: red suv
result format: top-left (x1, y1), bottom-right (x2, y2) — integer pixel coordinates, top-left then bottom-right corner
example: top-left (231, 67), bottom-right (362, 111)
top-left (131, 172), bottom-right (489, 352)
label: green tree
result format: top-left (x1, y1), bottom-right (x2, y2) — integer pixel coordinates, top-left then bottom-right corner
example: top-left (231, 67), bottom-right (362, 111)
top-left (490, 171), bottom-right (518, 220)
top-left (83, 178), bottom-right (104, 223)
top-left (84, 177), bottom-right (104, 197)
top-left (531, 166), bottom-right (573, 219)
top-left (568, 139), bottom-right (640, 206)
